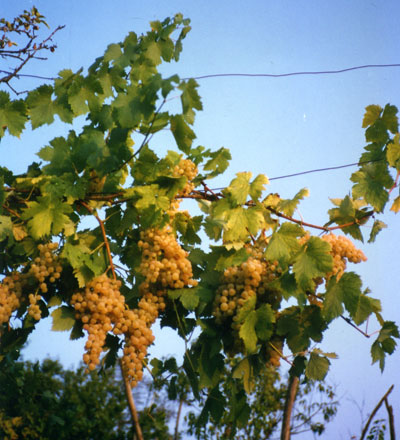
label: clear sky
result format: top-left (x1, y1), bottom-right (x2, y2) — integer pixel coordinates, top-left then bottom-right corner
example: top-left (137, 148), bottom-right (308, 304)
top-left (2, 1), bottom-right (400, 438)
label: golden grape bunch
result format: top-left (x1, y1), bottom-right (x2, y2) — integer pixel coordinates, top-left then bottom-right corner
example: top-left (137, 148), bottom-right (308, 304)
top-left (212, 245), bottom-right (282, 347)
top-left (321, 232), bottom-right (367, 280)
top-left (0, 242), bottom-right (61, 325)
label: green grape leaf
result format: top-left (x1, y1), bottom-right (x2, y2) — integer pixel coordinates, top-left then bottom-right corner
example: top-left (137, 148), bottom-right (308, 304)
top-left (179, 78), bottom-right (202, 124)
top-left (113, 86), bottom-right (153, 129)
top-left (202, 147), bottom-right (231, 178)
top-left (0, 92), bottom-right (28, 137)
top-left (351, 162), bottom-right (393, 212)
top-left (222, 206), bottom-right (265, 249)
top-left (368, 220), bottom-right (387, 243)
top-left (0, 215), bottom-right (13, 241)
top-left (386, 134), bottom-right (400, 169)
top-left (51, 306), bottom-right (76, 331)
top-left (277, 306), bottom-right (326, 353)
top-left (239, 310), bottom-right (258, 353)
top-left (323, 272), bottom-right (362, 322)
top-left (215, 247), bottom-right (249, 271)
top-left (381, 104), bottom-right (398, 134)
top-left (232, 358), bottom-right (254, 393)
top-left (27, 85), bottom-right (57, 128)
top-left (254, 304), bottom-right (275, 340)
top-left (198, 387), bottom-right (225, 425)
top-left (371, 321), bottom-right (399, 371)
top-left (265, 222), bottom-right (303, 263)
top-left (170, 114), bottom-right (196, 153)
top-left (277, 188), bottom-right (309, 217)
top-left (132, 185), bottom-right (170, 211)
top-left (249, 174), bottom-right (269, 201)
top-left (293, 236), bottom-right (332, 291)
top-left (350, 294), bottom-right (381, 326)
top-left (47, 296), bottom-right (62, 307)
top-left (145, 40), bottom-right (162, 65)
top-left (224, 172), bottom-right (252, 205)
top-left (173, 213), bottom-right (202, 244)
top-left (305, 351), bottom-right (330, 380)
top-left (67, 74), bottom-right (103, 115)
top-left (22, 196), bottom-right (75, 239)
top-left (168, 288), bottom-right (199, 310)
top-left (103, 43), bottom-right (123, 62)
top-left (362, 105), bottom-right (382, 128)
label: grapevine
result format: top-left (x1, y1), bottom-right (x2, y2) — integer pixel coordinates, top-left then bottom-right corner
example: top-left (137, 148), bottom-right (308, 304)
top-left (0, 10), bottom-right (398, 438)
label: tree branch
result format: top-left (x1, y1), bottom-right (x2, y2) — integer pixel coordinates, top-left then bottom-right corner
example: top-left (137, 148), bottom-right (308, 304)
top-left (174, 397), bottom-right (184, 440)
top-left (280, 374), bottom-right (300, 440)
top-left (384, 397), bottom-right (396, 440)
top-left (119, 359), bottom-right (144, 440)
top-left (360, 384), bottom-right (394, 440)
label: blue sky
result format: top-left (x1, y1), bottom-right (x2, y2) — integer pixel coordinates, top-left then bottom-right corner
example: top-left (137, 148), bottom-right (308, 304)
top-left (2, 1), bottom-right (400, 438)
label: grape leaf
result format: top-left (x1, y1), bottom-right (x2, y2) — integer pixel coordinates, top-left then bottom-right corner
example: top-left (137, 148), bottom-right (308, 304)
top-left (390, 196), bottom-right (400, 213)
top-left (215, 247), bottom-right (249, 271)
top-left (51, 306), bottom-right (76, 331)
top-left (0, 92), bottom-right (28, 137)
top-left (277, 188), bottom-right (309, 217)
top-left (381, 104), bottom-right (398, 134)
top-left (27, 85), bottom-right (58, 128)
top-left (368, 219), bottom-right (387, 243)
top-left (305, 351), bottom-right (330, 380)
top-left (170, 114), bottom-right (196, 153)
top-left (224, 172), bottom-right (252, 205)
top-left (232, 358), bottom-right (254, 393)
top-left (323, 272), bottom-right (361, 322)
top-left (362, 105), bottom-right (382, 128)
top-left (351, 162), bottom-right (393, 212)
top-left (22, 196), bottom-right (75, 239)
top-left (371, 321), bottom-right (399, 371)
top-left (293, 236), bottom-right (332, 291)
top-left (249, 174), bottom-right (269, 201)
top-left (265, 222), bottom-right (303, 263)
top-left (179, 78), bottom-right (202, 124)
top-left (239, 310), bottom-right (258, 353)
top-left (202, 147), bottom-right (231, 178)
top-left (254, 304), bottom-right (275, 341)
top-left (168, 288), bottom-right (200, 310)
top-left (386, 134), bottom-right (400, 169)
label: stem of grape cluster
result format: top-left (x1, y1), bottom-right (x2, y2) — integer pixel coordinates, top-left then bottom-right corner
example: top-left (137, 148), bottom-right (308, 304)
top-left (79, 201), bottom-right (116, 280)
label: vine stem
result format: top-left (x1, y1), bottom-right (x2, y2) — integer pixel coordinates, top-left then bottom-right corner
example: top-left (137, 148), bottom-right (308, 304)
top-left (174, 397), bottom-right (184, 440)
top-left (80, 201), bottom-right (116, 280)
top-left (268, 341), bottom-right (293, 367)
top-left (119, 359), bottom-right (144, 440)
top-left (340, 316), bottom-right (370, 338)
top-left (388, 170), bottom-right (400, 195)
top-left (280, 374), bottom-right (300, 440)
top-left (360, 384), bottom-right (394, 440)
top-left (185, 191), bottom-right (374, 233)
top-left (384, 396), bottom-right (395, 440)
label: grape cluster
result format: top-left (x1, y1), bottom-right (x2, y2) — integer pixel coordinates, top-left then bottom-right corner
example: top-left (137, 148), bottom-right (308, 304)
top-left (212, 247), bottom-right (282, 329)
top-left (0, 242), bottom-right (61, 326)
top-left (321, 233), bottom-right (367, 281)
top-left (138, 227), bottom-right (197, 289)
top-left (0, 272), bottom-right (24, 325)
top-left (71, 274), bottom-right (125, 372)
top-left (29, 242), bottom-right (62, 292)
top-left (173, 158), bottom-right (198, 198)
top-left (27, 293), bottom-right (42, 321)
